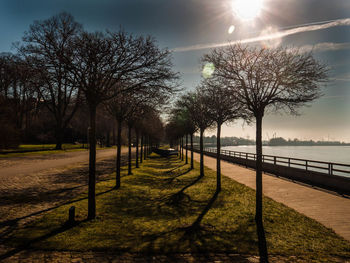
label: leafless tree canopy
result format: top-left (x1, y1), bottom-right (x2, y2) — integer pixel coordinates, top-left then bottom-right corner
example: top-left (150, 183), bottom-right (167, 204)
top-left (72, 30), bottom-right (178, 107)
top-left (19, 12), bottom-right (83, 149)
top-left (200, 79), bottom-right (248, 126)
top-left (178, 88), bottom-right (214, 132)
top-left (202, 43), bottom-right (328, 262)
top-left (203, 44), bottom-right (328, 117)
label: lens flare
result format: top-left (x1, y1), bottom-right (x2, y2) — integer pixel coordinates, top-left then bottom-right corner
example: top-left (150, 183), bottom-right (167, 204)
top-left (232, 0), bottom-right (263, 20)
top-left (228, 25), bottom-right (235, 34)
top-left (202, 63), bottom-right (215, 79)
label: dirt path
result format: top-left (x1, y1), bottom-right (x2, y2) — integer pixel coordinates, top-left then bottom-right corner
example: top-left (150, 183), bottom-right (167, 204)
top-left (0, 147), bottom-right (118, 173)
top-left (0, 148), bottom-right (139, 261)
top-left (0, 148), bottom-right (134, 221)
top-left (193, 152), bottom-right (350, 242)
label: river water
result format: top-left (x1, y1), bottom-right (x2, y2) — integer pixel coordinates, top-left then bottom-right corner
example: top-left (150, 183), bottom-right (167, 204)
top-left (221, 145), bottom-right (350, 164)
top-left (213, 145), bottom-right (350, 178)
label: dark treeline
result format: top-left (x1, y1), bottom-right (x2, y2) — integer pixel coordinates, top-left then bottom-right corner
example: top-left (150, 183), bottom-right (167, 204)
top-left (0, 13), bottom-right (177, 150)
top-left (268, 137), bottom-right (350, 146)
top-left (192, 135), bottom-right (255, 146)
top-left (190, 135), bottom-right (349, 147)
top-left (0, 12), bottom-right (178, 220)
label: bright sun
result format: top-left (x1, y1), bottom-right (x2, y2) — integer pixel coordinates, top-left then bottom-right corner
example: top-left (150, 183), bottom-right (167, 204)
top-left (232, 0), bottom-right (263, 20)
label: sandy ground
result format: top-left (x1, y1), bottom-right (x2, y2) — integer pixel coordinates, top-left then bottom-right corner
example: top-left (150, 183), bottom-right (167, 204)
top-left (192, 152), bottom-right (350, 242)
top-left (0, 148), bottom-right (134, 258)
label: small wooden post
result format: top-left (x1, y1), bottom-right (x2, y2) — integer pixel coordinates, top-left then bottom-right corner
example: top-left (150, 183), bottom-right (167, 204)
top-left (68, 206), bottom-right (75, 224)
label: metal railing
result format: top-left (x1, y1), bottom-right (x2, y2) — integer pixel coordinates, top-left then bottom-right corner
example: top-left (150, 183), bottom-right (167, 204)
top-left (201, 147), bottom-right (350, 178)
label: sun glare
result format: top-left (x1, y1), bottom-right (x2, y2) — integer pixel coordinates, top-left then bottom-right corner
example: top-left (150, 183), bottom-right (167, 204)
top-left (232, 0), bottom-right (263, 20)
top-left (202, 63), bottom-right (215, 79)
top-left (228, 25), bottom-right (235, 34)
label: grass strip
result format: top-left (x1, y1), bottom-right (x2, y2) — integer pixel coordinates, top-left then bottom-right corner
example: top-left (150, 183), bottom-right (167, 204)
top-left (5, 154), bottom-right (350, 262)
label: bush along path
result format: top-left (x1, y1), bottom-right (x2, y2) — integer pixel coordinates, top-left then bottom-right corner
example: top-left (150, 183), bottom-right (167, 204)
top-left (2, 153), bottom-right (350, 262)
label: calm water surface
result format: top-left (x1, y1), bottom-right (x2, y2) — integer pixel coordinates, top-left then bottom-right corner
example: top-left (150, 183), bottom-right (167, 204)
top-left (221, 145), bottom-right (350, 164)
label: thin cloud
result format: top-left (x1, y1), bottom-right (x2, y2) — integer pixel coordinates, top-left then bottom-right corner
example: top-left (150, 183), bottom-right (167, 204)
top-left (172, 18), bottom-right (350, 52)
top-left (297, 42), bottom-right (350, 53)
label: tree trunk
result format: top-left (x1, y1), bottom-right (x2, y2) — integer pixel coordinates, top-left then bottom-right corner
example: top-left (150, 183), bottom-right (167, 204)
top-left (140, 135), bottom-right (143, 163)
top-left (55, 125), bottom-right (64, 150)
top-left (216, 123), bottom-right (222, 193)
top-left (112, 122), bottom-right (116, 146)
top-left (148, 136), bottom-right (151, 155)
top-left (106, 130), bottom-right (110, 147)
top-left (144, 136), bottom-right (147, 160)
top-left (255, 113), bottom-right (269, 263)
top-left (88, 106), bottom-right (97, 220)
top-left (116, 120), bottom-right (122, 189)
top-left (149, 138), bottom-right (152, 154)
top-left (190, 133), bottom-right (194, 170)
top-left (136, 130), bottom-right (139, 168)
top-left (128, 124), bottom-right (132, 175)
top-left (200, 128), bottom-right (204, 177)
top-left (185, 134), bottom-right (188, 164)
top-left (181, 137), bottom-right (184, 161)
top-left (179, 138), bottom-right (182, 160)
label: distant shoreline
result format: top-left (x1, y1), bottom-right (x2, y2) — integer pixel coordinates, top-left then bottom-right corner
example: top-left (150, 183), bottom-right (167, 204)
top-left (202, 144), bottom-right (350, 147)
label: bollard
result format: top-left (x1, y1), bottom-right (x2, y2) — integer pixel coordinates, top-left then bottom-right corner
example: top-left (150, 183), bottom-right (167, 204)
top-left (68, 206), bottom-right (75, 224)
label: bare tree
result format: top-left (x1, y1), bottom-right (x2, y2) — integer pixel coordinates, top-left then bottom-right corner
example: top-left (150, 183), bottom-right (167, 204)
top-left (72, 29), bottom-right (178, 219)
top-left (105, 91), bottom-right (132, 188)
top-left (168, 105), bottom-right (197, 169)
top-left (0, 53), bottom-right (40, 147)
top-left (19, 12), bottom-right (83, 149)
top-left (179, 89), bottom-right (214, 177)
top-left (203, 43), bottom-right (328, 263)
top-left (200, 80), bottom-right (247, 192)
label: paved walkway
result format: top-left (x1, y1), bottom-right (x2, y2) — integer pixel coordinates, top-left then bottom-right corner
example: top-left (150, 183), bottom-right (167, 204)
top-left (192, 152), bottom-right (350, 241)
top-left (0, 148), bottom-right (118, 177)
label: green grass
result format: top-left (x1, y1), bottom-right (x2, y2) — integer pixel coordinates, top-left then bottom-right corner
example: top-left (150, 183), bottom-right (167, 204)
top-left (5, 154), bottom-right (350, 261)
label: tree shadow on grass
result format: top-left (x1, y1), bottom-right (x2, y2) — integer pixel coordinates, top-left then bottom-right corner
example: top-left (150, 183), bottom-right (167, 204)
top-left (167, 173), bottom-right (204, 206)
top-left (0, 218), bottom-right (89, 261)
top-left (181, 190), bottom-right (219, 234)
top-left (173, 190), bottom-right (257, 255)
top-left (0, 187), bottom-right (116, 246)
top-left (165, 168), bottom-right (192, 184)
top-left (138, 188), bottom-right (257, 256)
top-left (146, 154), bottom-right (184, 170)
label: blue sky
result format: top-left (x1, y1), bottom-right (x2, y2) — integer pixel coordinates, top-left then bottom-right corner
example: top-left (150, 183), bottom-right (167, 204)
top-left (1, 0), bottom-right (349, 141)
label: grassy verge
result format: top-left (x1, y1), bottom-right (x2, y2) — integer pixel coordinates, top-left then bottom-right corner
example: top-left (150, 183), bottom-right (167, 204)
top-left (5, 154), bottom-right (350, 261)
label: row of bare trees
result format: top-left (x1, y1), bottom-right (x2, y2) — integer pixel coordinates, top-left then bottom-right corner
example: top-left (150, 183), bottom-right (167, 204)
top-left (167, 43), bottom-right (327, 263)
top-left (0, 12), bottom-right (178, 219)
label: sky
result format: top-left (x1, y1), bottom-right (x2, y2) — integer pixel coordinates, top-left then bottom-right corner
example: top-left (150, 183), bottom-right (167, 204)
top-left (0, 0), bottom-right (349, 142)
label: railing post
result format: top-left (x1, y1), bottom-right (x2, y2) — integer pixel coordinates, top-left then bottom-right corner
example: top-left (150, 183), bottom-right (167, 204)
top-left (246, 153), bottom-right (248, 160)
top-left (329, 163), bottom-right (333, 175)
top-left (306, 160), bottom-right (308, 171)
top-left (274, 156), bottom-right (276, 165)
top-left (288, 158), bottom-right (290, 167)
